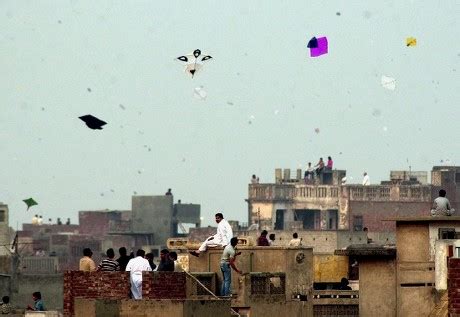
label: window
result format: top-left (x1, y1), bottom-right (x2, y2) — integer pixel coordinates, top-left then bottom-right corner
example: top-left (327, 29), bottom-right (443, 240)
top-left (353, 216), bottom-right (363, 231)
top-left (0, 210), bottom-right (5, 222)
top-left (439, 228), bottom-right (456, 239)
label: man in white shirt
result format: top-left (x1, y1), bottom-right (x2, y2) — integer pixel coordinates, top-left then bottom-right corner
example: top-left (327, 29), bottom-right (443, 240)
top-left (431, 189), bottom-right (455, 216)
top-left (362, 172), bottom-right (370, 186)
top-left (125, 249), bottom-right (152, 299)
top-left (288, 232), bottom-right (302, 247)
top-left (190, 213), bottom-right (233, 257)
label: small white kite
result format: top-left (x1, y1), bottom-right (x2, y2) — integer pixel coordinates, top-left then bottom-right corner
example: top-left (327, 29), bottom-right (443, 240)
top-left (381, 75), bottom-right (396, 90)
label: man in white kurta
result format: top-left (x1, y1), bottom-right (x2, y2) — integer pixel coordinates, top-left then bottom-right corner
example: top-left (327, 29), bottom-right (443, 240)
top-left (125, 249), bottom-right (152, 299)
top-left (362, 172), bottom-right (370, 186)
top-left (190, 213), bottom-right (233, 257)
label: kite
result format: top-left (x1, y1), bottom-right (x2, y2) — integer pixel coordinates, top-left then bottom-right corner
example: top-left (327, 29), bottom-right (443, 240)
top-left (176, 49), bottom-right (213, 77)
top-left (307, 36), bottom-right (328, 57)
top-left (79, 115), bottom-right (107, 130)
top-left (314, 128), bottom-right (320, 134)
top-left (406, 37), bottom-right (417, 47)
top-left (193, 86), bottom-right (207, 100)
top-left (381, 76), bottom-right (396, 90)
top-left (23, 198), bottom-right (38, 210)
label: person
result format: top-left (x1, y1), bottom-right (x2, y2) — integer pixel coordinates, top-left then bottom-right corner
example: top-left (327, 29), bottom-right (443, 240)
top-left (27, 292), bottom-right (45, 311)
top-left (289, 233), bottom-right (302, 247)
top-left (315, 158), bottom-right (325, 176)
top-left (257, 230), bottom-right (270, 246)
top-left (363, 227), bottom-right (372, 243)
top-left (326, 156), bottom-right (333, 170)
top-left (165, 188), bottom-right (172, 195)
top-left (169, 252), bottom-right (183, 272)
top-left (304, 162), bottom-right (315, 183)
top-left (268, 233), bottom-right (276, 246)
top-left (37, 216), bottom-right (43, 225)
top-left (57, 218), bottom-right (62, 225)
top-left (157, 249), bottom-right (174, 271)
top-left (251, 174), bottom-right (259, 184)
top-left (341, 176), bottom-right (347, 185)
top-left (117, 247), bottom-right (132, 271)
top-left (431, 189), bottom-right (455, 216)
top-left (32, 214), bottom-right (38, 225)
top-left (65, 218), bottom-right (71, 225)
top-left (125, 249), bottom-right (152, 299)
top-left (190, 213), bottom-right (233, 257)
top-left (220, 237), bottom-right (243, 297)
top-left (145, 253), bottom-right (157, 271)
top-left (362, 172), bottom-right (370, 186)
top-left (338, 277), bottom-right (352, 290)
top-left (0, 296), bottom-right (12, 314)
top-left (79, 248), bottom-right (96, 272)
top-left (97, 248), bottom-right (120, 271)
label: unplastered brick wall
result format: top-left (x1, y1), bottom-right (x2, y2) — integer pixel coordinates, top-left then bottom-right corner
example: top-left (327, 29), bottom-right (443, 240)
top-left (142, 272), bottom-right (186, 299)
top-left (64, 271), bottom-right (187, 316)
top-left (63, 271), bottom-right (130, 316)
top-left (448, 258), bottom-right (460, 316)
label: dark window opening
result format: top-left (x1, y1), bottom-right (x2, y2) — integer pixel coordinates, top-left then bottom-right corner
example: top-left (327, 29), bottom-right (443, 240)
top-left (439, 228), bottom-right (456, 239)
top-left (353, 216), bottom-right (363, 231)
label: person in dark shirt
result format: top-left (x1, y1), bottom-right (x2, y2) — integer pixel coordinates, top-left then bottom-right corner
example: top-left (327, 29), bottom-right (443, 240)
top-left (157, 249), bottom-right (174, 271)
top-left (338, 277), bottom-right (352, 290)
top-left (145, 253), bottom-right (157, 271)
top-left (257, 230), bottom-right (270, 246)
top-left (116, 247), bottom-right (132, 271)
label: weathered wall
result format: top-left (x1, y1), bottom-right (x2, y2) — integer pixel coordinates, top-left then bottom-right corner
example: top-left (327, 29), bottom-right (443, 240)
top-left (12, 274), bottom-right (63, 311)
top-left (188, 247), bottom-right (313, 299)
top-left (359, 258), bottom-right (396, 317)
top-left (74, 298), bottom-right (231, 317)
top-left (396, 223), bottom-right (430, 262)
top-left (350, 201), bottom-right (430, 232)
top-left (313, 255), bottom-right (348, 282)
top-left (132, 196), bottom-right (173, 246)
top-left (64, 271), bottom-right (187, 316)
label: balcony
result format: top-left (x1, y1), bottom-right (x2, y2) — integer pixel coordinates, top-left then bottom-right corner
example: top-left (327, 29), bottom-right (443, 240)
top-left (248, 184), bottom-right (340, 201)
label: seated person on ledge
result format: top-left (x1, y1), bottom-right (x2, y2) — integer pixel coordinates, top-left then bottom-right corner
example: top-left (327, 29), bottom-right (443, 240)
top-left (431, 189), bottom-right (455, 216)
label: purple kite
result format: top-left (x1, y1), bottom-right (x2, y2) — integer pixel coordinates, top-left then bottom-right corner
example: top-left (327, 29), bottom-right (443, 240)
top-left (308, 36), bottom-right (328, 57)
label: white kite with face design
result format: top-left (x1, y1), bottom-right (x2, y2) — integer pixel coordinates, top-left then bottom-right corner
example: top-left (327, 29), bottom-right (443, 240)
top-left (176, 49), bottom-right (213, 77)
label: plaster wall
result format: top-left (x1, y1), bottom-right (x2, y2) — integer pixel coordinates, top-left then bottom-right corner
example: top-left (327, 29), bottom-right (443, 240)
top-left (359, 259), bottom-right (396, 317)
top-left (396, 223), bottom-right (430, 262)
top-left (428, 222), bottom-right (460, 261)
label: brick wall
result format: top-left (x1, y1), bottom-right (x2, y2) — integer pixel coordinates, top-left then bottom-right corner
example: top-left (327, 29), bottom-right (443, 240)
top-left (63, 271), bottom-right (130, 316)
top-left (142, 272), bottom-right (186, 299)
top-left (449, 258), bottom-right (460, 316)
top-left (64, 271), bottom-right (187, 316)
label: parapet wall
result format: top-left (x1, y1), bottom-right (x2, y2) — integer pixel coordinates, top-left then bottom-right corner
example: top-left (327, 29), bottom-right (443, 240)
top-left (63, 271), bottom-right (186, 316)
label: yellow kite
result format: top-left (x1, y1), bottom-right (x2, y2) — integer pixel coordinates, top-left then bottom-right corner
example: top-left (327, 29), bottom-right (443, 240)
top-left (406, 37), bottom-right (417, 47)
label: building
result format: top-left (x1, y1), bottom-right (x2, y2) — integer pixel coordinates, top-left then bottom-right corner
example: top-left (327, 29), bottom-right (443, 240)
top-left (337, 216), bottom-right (460, 316)
top-left (246, 166), bottom-right (460, 234)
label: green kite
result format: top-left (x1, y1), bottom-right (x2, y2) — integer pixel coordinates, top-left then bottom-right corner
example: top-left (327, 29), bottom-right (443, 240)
top-left (23, 198), bottom-right (38, 210)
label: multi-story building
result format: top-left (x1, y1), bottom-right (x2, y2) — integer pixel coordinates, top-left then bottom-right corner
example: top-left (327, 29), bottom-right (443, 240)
top-left (246, 166), bottom-right (460, 234)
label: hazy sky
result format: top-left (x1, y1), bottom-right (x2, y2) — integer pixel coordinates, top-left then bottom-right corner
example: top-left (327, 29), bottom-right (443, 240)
top-left (1, 0), bottom-right (459, 229)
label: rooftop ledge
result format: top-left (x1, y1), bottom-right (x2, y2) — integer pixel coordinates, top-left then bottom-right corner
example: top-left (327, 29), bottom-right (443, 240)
top-left (382, 216), bottom-right (460, 222)
top-left (335, 244), bottom-right (396, 257)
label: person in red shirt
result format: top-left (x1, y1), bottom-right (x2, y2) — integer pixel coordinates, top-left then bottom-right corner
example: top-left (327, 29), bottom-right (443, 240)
top-left (257, 230), bottom-right (270, 246)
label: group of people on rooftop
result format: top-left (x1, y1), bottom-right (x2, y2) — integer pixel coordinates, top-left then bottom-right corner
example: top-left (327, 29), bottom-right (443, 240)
top-left (79, 246), bottom-right (182, 299)
top-left (304, 156), bottom-right (333, 183)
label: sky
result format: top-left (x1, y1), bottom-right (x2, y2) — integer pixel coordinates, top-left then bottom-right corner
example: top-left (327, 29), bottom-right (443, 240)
top-left (1, 0), bottom-right (459, 229)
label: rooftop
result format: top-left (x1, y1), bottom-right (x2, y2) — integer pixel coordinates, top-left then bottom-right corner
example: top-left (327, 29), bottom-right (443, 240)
top-left (382, 216), bottom-right (460, 222)
top-left (335, 244), bottom-right (396, 257)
